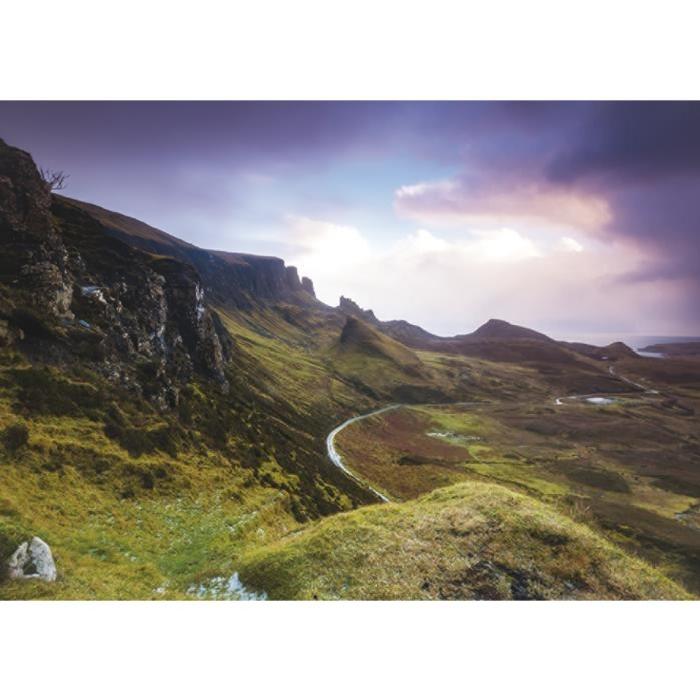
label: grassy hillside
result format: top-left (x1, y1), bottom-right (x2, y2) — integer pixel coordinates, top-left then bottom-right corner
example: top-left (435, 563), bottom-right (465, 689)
top-left (0, 304), bottom-right (469, 599)
top-left (0, 340), bottom-right (366, 600)
top-left (332, 396), bottom-right (700, 593)
top-left (6, 309), bottom-right (698, 599)
top-left (339, 316), bottom-right (423, 369)
top-left (236, 481), bottom-right (690, 600)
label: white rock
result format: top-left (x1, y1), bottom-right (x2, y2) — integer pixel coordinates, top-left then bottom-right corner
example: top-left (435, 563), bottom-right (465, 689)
top-left (8, 536), bottom-right (57, 582)
top-left (7, 541), bottom-right (30, 579)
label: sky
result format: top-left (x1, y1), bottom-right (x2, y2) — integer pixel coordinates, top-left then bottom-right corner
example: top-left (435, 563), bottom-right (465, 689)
top-left (1, 101), bottom-right (699, 338)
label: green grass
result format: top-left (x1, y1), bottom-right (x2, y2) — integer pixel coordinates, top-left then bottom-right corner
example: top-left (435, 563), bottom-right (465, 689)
top-left (0, 402), bottom-right (300, 599)
top-left (3, 300), bottom-right (699, 600)
top-left (327, 398), bottom-right (700, 594)
top-left (237, 481), bottom-right (690, 600)
top-left (0, 347), bottom-right (321, 599)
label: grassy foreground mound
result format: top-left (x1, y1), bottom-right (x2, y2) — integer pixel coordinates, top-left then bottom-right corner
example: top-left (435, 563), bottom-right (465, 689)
top-left (238, 481), bottom-right (691, 600)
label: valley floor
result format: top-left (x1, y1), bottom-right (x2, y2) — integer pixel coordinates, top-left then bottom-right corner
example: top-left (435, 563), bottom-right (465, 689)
top-left (329, 370), bottom-right (700, 596)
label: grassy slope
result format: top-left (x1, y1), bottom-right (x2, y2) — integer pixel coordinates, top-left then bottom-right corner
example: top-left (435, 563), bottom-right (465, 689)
top-left (0, 356), bottom-right (304, 599)
top-left (332, 392), bottom-right (700, 593)
top-left (237, 481), bottom-right (689, 600)
top-left (3, 289), bottom-right (698, 600)
top-left (0, 306), bottom-right (377, 600)
top-left (0, 303), bottom-right (452, 599)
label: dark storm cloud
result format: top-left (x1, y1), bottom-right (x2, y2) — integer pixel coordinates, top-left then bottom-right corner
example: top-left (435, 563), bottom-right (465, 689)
top-left (547, 102), bottom-right (700, 184)
top-left (396, 102), bottom-right (700, 303)
top-left (0, 101), bottom-right (434, 166)
top-left (1, 101), bottom-right (699, 326)
top-left (536, 103), bottom-right (700, 289)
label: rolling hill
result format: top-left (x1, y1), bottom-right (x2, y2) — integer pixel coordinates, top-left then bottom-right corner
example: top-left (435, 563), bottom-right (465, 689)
top-left (237, 481), bottom-right (689, 600)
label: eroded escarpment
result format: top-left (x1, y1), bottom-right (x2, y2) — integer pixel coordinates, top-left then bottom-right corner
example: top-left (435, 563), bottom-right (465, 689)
top-left (0, 138), bottom-right (232, 406)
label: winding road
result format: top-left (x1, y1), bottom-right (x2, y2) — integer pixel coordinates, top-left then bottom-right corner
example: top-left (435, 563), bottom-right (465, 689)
top-left (327, 363), bottom-right (664, 503)
top-left (325, 405), bottom-right (401, 503)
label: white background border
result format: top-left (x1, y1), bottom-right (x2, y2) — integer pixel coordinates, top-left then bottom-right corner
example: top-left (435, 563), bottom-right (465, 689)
top-left (2, 1), bottom-right (698, 697)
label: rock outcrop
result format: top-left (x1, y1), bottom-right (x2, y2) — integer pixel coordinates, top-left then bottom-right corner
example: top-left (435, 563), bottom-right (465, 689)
top-left (0, 137), bottom-right (232, 406)
top-left (337, 296), bottom-right (439, 347)
top-left (8, 536), bottom-right (57, 582)
top-left (61, 196), bottom-right (320, 309)
top-left (338, 296), bottom-right (378, 324)
top-left (0, 138), bottom-right (74, 318)
top-left (301, 276), bottom-right (315, 297)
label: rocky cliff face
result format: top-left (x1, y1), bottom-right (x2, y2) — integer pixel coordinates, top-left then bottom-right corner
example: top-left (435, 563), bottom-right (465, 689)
top-left (0, 139), bottom-right (73, 318)
top-left (0, 138), bottom-right (232, 407)
top-left (301, 276), bottom-right (315, 297)
top-left (62, 196), bottom-right (319, 310)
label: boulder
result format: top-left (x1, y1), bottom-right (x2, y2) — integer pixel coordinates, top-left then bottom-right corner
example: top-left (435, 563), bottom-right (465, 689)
top-left (8, 536), bottom-right (57, 582)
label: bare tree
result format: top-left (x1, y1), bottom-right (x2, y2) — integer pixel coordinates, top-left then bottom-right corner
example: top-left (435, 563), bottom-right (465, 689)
top-left (39, 167), bottom-right (69, 192)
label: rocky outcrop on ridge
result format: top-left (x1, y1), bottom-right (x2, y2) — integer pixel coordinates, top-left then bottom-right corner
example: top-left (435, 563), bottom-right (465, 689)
top-left (0, 138), bottom-right (232, 406)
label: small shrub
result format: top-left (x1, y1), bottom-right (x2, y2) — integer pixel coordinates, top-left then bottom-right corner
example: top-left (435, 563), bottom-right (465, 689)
top-left (114, 427), bottom-right (152, 457)
top-left (147, 425), bottom-right (179, 458)
top-left (2, 422), bottom-right (29, 451)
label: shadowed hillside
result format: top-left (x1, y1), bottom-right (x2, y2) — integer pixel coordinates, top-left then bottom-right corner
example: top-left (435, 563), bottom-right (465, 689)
top-left (338, 316), bottom-right (423, 372)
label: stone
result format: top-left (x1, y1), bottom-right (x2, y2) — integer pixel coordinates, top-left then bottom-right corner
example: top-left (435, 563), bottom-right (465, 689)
top-left (8, 536), bottom-right (57, 582)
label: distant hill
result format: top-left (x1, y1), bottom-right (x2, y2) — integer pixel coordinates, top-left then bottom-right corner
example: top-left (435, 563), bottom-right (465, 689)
top-left (338, 296), bottom-right (439, 346)
top-left (465, 318), bottom-right (553, 342)
top-left (338, 316), bottom-right (422, 371)
top-left (561, 340), bottom-right (638, 361)
top-left (334, 298), bottom-right (643, 368)
top-left (639, 341), bottom-right (700, 357)
top-left (334, 299), bottom-right (597, 365)
top-left (336, 298), bottom-right (554, 349)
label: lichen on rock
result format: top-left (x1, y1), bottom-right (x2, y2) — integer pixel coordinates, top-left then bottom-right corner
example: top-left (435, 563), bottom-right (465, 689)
top-left (8, 536), bottom-right (57, 582)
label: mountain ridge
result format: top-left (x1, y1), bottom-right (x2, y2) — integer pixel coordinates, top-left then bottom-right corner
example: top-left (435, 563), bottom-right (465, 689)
top-left (60, 195), bottom-right (319, 311)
